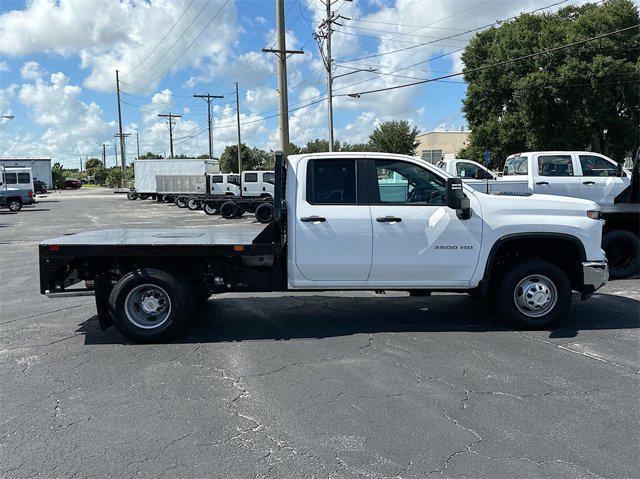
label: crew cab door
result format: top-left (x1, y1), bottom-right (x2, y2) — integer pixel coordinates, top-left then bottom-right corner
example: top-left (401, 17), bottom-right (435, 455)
top-left (577, 153), bottom-right (629, 203)
top-left (532, 154), bottom-right (582, 198)
top-left (367, 158), bottom-right (482, 286)
top-left (294, 158), bottom-right (372, 281)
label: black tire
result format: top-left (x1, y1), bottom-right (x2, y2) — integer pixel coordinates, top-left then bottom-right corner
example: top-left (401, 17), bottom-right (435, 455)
top-left (255, 203), bottom-right (274, 223)
top-left (127, 192), bottom-right (137, 200)
top-left (203, 202), bottom-right (218, 216)
top-left (109, 268), bottom-right (193, 343)
top-left (497, 259), bottom-right (571, 329)
top-left (187, 198), bottom-right (200, 210)
top-left (7, 199), bottom-right (22, 212)
top-left (220, 201), bottom-right (239, 219)
top-left (175, 196), bottom-right (187, 208)
top-left (603, 230), bottom-right (639, 279)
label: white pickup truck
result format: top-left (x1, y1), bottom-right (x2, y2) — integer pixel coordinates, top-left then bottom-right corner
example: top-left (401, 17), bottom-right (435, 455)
top-left (39, 152), bottom-right (608, 342)
top-left (436, 158), bottom-right (529, 194)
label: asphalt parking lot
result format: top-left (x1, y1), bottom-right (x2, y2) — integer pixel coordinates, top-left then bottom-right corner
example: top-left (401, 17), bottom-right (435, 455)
top-left (1, 188), bottom-right (639, 479)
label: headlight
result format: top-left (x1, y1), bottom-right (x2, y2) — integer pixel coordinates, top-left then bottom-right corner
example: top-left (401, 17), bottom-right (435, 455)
top-left (587, 210), bottom-right (602, 220)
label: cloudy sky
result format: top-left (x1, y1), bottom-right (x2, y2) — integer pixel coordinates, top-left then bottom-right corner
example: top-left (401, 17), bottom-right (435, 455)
top-left (0, 0), bottom-right (604, 168)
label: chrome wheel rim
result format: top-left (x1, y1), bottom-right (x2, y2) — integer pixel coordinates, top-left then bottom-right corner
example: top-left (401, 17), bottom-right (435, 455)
top-left (124, 284), bottom-right (172, 329)
top-left (513, 274), bottom-right (557, 318)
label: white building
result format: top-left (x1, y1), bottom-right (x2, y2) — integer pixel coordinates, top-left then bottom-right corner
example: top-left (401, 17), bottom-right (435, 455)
top-left (0, 158), bottom-right (53, 188)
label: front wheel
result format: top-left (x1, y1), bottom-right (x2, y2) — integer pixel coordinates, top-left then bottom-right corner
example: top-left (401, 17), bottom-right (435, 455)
top-left (8, 199), bottom-right (22, 212)
top-left (109, 268), bottom-right (193, 343)
top-left (220, 201), bottom-right (239, 219)
top-left (175, 196), bottom-right (187, 208)
top-left (127, 192), bottom-right (138, 200)
top-left (187, 198), bottom-right (201, 210)
top-left (497, 259), bottom-right (571, 329)
top-left (603, 230), bottom-right (639, 279)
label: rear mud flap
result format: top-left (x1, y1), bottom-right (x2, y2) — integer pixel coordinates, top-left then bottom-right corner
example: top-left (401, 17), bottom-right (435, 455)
top-left (94, 275), bottom-right (113, 330)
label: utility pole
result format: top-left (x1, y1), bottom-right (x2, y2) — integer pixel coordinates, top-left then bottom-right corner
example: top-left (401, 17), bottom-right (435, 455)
top-left (158, 113), bottom-right (181, 159)
top-left (115, 70), bottom-right (126, 172)
top-left (114, 132), bottom-right (131, 167)
top-left (316, 0), bottom-right (351, 152)
top-left (263, 0), bottom-right (304, 156)
top-left (101, 143), bottom-right (108, 168)
top-left (235, 82), bottom-right (242, 173)
top-left (193, 93), bottom-right (224, 160)
top-left (114, 142), bottom-right (118, 167)
top-left (135, 132), bottom-right (140, 160)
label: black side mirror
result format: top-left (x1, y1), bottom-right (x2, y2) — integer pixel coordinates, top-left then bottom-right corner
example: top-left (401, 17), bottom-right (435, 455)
top-left (615, 162), bottom-right (624, 177)
top-left (446, 178), bottom-right (471, 219)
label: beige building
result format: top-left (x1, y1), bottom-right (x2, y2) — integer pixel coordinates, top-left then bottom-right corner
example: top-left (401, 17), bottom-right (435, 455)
top-left (415, 131), bottom-right (470, 163)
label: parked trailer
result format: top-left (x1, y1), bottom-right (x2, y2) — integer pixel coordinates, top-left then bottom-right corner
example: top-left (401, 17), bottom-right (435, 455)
top-left (128, 159), bottom-right (219, 200)
top-left (155, 174), bottom-right (208, 206)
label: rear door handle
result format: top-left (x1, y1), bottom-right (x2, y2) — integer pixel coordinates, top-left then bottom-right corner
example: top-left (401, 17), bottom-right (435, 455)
top-left (300, 216), bottom-right (326, 222)
top-left (376, 216), bottom-right (402, 222)
top-left (583, 181), bottom-right (595, 185)
top-left (535, 181), bottom-right (549, 185)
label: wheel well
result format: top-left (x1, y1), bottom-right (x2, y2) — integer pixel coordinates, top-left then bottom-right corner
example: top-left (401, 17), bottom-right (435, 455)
top-left (483, 236), bottom-right (584, 292)
top-left (7, 196), bottom-right (22, 203)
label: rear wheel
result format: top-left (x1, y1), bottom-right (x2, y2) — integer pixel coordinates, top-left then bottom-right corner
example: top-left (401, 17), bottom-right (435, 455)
top-left (255, 203), bottom-right (274, 223)
top-left (603, 230), bottom-right (639, 279)
top-left (203, 202), bottom-right (218, 216)
top-left (8, 199), bottom-right (22, 212)
top-left (175, 196), bottom-right (187, 208)
top-left (127, 192), bottom-right (137, 200)
top-left (187, 198), bottom-right (201, 210)
top-left (220, 201), bottom-right (239, 219)
top-left (109, 268), bottom-right (193, 343)
top-left (497, 259), bottom-right (571, 329)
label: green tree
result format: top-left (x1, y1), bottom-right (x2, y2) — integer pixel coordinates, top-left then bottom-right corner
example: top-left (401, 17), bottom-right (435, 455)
top-left (460, 0), bottom-right (640, 167)
top-left (106, 168), bottom-right (124, 187)
top-left (139, 152), bottom-right (163, 159)
top-left (368, 120), bottom-right (419, 155)
top-left (85, 158), bottom-right (102, 175)
top-left (219, 144), bottom-right (273, 172)
top-left (51, 162), bottom-right (65, 189)
top-left (93, 168), bottom-right (108, 185)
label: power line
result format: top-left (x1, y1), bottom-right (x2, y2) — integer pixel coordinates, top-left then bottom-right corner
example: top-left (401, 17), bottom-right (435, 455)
top-left (335, 24), bottom-right (640, 98)
top-left (123, 0), bottom-right (196, 79)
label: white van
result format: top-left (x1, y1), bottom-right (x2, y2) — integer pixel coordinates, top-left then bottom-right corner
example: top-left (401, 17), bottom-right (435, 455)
top-left (209, 173), bottom-right (241, 196)
top-left (1, 167), bottom-right (35, 204)
top-left (241, 171), bottom-right (275, 198)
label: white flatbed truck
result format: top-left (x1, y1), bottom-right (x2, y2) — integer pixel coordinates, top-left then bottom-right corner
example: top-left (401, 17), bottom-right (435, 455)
top-left (40, 152), bottom-right (608, 342)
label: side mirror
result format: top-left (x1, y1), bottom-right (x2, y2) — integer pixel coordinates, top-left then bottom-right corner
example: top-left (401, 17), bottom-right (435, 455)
top-left (446, 178), bottom-right (471, 219)
top-left (615, 162), bottom-right (624, 177)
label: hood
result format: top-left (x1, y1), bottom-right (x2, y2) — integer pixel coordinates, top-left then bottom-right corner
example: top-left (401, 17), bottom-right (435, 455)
top-left (477, 191), bottom-right (599, 216)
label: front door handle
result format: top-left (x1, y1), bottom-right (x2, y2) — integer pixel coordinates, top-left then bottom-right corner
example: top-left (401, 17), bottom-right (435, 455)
top-left (376, 216), bottom-right (402, 222)
top-left (536, 181), bottom-right (549, 185)
top-left (300, 216), bottom-right (326, 222)
top-left (583, 181), bottom-right (595, 185)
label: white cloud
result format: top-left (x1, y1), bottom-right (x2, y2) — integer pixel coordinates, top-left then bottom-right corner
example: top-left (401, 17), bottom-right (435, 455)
top-left (0, 0), bottom-right (241, 92)
top-left (255, 16), bottom-right (267, 25)
top-left (20, 61), bottom-right (45, 80)
top-left (0, 61), bottom-right (9, 72)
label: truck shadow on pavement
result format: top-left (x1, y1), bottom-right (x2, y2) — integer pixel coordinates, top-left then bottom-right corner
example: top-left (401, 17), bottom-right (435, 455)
top-left (79, 292), bottom-right (640, 345)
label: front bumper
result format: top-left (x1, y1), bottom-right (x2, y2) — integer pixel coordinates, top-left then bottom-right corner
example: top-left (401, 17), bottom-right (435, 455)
top-left (581, 261), bottom-right (608, 298)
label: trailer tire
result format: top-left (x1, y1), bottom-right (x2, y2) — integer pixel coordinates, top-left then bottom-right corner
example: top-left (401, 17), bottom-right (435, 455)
top-left (203, 203), bottom-right (218, 215)
top-left (220, 201), bottom-right (239, 219)
top-left (603, 230), bottom-right (639, 279)
top-left (127, 192), bottom-right (137, 200)
top-left (109, 268), bottom-right (192, 343)
top-left (497, 259), bottom-right (571, 329)
top-left (175, 196), bottom-right (187, 208)
top-left (255, 203), bottom-right (274, 223)
top-left (187, 198), bottom-right (201, 210)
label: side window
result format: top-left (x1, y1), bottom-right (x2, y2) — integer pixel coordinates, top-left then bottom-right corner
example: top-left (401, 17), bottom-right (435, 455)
top-left (503, 157), bottom-right (528, 175)
top-left (263, 172), bottom-right (275, 184)
top-left (456, 161), bottom-right (483, 179)
top-left (211, 175), bottom-right (223, 183)
top-left (5, 172), bottom-right (17, 184)
top-left (579, 155), bottom-right (616, 177)
top-left (228, 175), bottom-right (240, 186)
top-left (18, 173), bottom-right (30, 183)
top-left (373, 159), bottom-right (446, 205)
top-left (538, 155), bottom-right (574, 176)
top-left (306, 159), bottom-right (356, 204)
top-left (244, 173), bottom-right (258, 182)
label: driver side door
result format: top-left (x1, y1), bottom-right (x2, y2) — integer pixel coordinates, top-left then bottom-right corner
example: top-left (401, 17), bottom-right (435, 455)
top-left (367, 158), bottom-right (483, 287)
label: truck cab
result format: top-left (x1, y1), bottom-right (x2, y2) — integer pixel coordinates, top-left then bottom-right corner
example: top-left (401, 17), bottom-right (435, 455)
top-left (209, 173), bottom-right (241, 196)
top-left (503, 151), bottom-right (629, 203)
top-left (242, 170), bottom-right (275, 198)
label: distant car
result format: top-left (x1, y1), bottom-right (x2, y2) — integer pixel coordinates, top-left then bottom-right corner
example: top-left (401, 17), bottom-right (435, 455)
top-left (65, 179), bottom-right (83, 189)
top-left (34, 180), bottom-right (48, 194)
